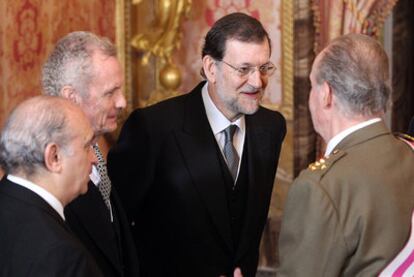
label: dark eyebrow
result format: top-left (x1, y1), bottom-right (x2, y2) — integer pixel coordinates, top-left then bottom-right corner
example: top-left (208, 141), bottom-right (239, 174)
top-left (240, 62), bottom-right (272, 67)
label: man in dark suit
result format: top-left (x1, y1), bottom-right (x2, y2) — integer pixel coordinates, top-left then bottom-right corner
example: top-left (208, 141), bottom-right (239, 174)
top-left (0, 96), bottom-right (101, 276)
top-left (42, 31), bottom-right (139, 277)
top-left (408, 116), bottom-right (414, 136)
top-left (277, 34), bottom-right (414, 276)
top-left (108, 13), bottom-right (286, 277)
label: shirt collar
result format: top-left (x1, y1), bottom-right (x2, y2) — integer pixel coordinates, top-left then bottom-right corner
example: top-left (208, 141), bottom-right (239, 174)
top-left (325, 118), bottom-right (382, 156)
top-left (201, 82), bottom-right (245, 134)
top-left (7, 174), bottom-right (65, 220)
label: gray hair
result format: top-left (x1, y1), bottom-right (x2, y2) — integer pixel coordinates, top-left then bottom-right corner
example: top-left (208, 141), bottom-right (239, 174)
top-left (314, 33), bottom-right (390, 117)
top-left (42, 31), bottom-right (116, 98)
top-left (0, 96), bottom-right (75, 176)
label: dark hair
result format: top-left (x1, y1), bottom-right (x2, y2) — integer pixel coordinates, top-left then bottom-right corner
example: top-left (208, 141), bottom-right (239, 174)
top-left (200, 12), bottom-right (271, 78)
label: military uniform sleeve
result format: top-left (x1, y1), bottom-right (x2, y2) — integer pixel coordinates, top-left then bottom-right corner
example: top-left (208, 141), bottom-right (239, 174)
top-left (277, 172), bottom-right (349, 277)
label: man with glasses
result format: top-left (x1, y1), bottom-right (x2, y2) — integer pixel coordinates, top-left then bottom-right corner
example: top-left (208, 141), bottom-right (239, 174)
top-left (108, 12), bottom-right (286, 277)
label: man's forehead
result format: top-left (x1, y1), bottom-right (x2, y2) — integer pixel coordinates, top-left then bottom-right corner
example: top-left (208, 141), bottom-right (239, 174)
top-left (223, 39), bottom-right (270, 58)
top-left (225, 38), bottom-right (269, 48)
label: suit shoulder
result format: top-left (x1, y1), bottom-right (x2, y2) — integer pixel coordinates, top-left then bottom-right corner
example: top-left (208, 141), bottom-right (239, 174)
top-left (131, 82), bottom-right (204, 118)
top-left (122, 94), bottom-right (189, 133)
top-left (131, 93), bottom-right (188, 117)
top-left (254, 106), bottom-right (286, 130)
top-left (257, 106), bottom-right (285, 120)
top-left (254, 107), bottom-right (287, 139)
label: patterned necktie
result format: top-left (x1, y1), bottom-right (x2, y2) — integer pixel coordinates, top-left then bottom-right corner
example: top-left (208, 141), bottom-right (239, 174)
top-left (93, 145), bottom-right (112, 211)
top-left (223, 125), bottom-right (240, 182)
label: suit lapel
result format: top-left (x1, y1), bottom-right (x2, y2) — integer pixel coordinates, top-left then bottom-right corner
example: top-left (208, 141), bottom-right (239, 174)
top-left (65, 182), bottom-right (121, 273)
top-left (236, 113), bottom-right (273, 260)
top-left (174, 84), bottom-right (233, 251)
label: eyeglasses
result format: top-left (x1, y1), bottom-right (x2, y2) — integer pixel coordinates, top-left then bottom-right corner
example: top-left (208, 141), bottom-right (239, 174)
top-left (219, 60), bottom-right (276, 77)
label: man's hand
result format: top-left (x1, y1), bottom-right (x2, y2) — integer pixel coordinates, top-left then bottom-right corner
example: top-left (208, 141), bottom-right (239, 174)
top-left (233, 268), bottom-right (243, 277)
top-left (219, 267), bottom-right (243, 277)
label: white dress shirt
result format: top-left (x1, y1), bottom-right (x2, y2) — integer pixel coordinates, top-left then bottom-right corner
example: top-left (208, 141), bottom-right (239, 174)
top-left (325, 118), bottom-right (382, 156)
top-left (7, 174), bottom-right (65, 220)
top-left (201, 83), bottom-right (246, 181)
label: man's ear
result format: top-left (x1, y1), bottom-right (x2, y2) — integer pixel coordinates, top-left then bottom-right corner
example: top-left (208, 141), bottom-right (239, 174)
top-left (321, 81), bottom-right (333, 108)
top-left (202, 55), bottom-right (217, 84)
top-left (44, 143), bottom-right (62, 173)
top-left (61, 86), bottom-right (81, 104)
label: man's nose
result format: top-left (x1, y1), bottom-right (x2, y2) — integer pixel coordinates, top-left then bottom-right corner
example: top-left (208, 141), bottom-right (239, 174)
top-left (115, 91), bottom-right (127, 109)
top-left (247, 69), bottom-right (264, 89)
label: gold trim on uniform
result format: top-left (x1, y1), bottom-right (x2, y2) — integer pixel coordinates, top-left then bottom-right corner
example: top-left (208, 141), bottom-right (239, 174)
top-left (394, 132), bottom-right (414, 151)
top-left (308, 149), bottom-right (341, 171)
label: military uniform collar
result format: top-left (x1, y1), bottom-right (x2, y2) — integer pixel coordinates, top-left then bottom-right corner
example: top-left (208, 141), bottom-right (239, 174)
top-left (325, 118), bottom-right (382, 156)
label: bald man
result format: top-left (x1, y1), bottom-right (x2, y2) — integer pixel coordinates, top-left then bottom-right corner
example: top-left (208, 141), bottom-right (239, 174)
top-left (0, 96), bottom-right (102, 276)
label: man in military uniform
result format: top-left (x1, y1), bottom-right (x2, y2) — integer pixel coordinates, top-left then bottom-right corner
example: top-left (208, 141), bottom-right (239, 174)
top-left (277, 33), bottom-right (414, 276)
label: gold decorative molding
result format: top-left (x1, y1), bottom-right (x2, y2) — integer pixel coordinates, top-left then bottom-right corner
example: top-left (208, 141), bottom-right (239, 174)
top-left (261, 0), bottom-right (294, 121)
top-left (130, 0), bottom-right (191, 106)
top-left (115, 0), bottom-right (133, 114)
top-left (281, 0), bottom-right (294, 121)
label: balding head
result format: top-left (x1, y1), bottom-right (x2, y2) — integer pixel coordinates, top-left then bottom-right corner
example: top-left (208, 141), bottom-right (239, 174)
top-left (313, 33), bottom-right (390, 118)
top-left (0, 95), bottom-right (97, 205)
top-left (0, 96), bottom-right (87, 176)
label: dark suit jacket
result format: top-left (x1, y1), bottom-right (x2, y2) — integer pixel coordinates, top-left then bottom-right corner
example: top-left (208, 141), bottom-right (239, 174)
top-left (408, 116), bottom-right (414, 136)
top-left (65, 180), bottom-right (140, 277)
top-left (277, 122), bottom-right (414, 276)
top-left (108, 82), bottom-right (286, 277)
top-left (0, 177), bottom-right (102, 276)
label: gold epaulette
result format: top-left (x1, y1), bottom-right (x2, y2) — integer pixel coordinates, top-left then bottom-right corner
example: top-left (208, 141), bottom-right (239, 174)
top-left (308, 149), bottom-right (341, 171)
top-left (395, 133), bottom-right (414, 150)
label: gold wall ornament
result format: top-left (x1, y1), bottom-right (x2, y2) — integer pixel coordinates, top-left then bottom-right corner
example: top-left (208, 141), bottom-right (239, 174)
top-left (145, 63), bottom-right (182, 106)
top-left (159, 63), bottom-right (181, 90)
top-left (130, 0), bottom-right (191, 106)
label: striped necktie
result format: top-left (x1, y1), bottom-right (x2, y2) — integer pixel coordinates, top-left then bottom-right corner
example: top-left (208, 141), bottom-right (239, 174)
top-left (223, 125), bottom-right (239, 182)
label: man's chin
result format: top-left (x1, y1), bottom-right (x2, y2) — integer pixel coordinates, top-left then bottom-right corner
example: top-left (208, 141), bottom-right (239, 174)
top-left (96, 124), bottom-right (118, 135)
top-left (80, 183), bottom-right (89, 195)
top-left (239, 102), bottom-right (260, 115)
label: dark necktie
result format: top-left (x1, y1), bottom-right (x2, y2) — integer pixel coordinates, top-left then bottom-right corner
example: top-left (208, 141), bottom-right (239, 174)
top-left (93, 145), bottom-right (112, 212)
top-left (223, 125), bottom-right (239, 182)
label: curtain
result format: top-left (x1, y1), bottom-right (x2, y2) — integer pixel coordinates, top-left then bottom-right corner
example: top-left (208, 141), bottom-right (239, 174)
top-left (312, 0), bottom-right (397, 53)
top-left (391, 0), bottom-right (414, 133)
top-left (304, 0), bottom-right (397, 158)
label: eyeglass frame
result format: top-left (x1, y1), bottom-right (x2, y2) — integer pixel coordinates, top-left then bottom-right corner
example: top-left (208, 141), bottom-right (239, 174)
top-left (217, 60), bottom-right (277, 78)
